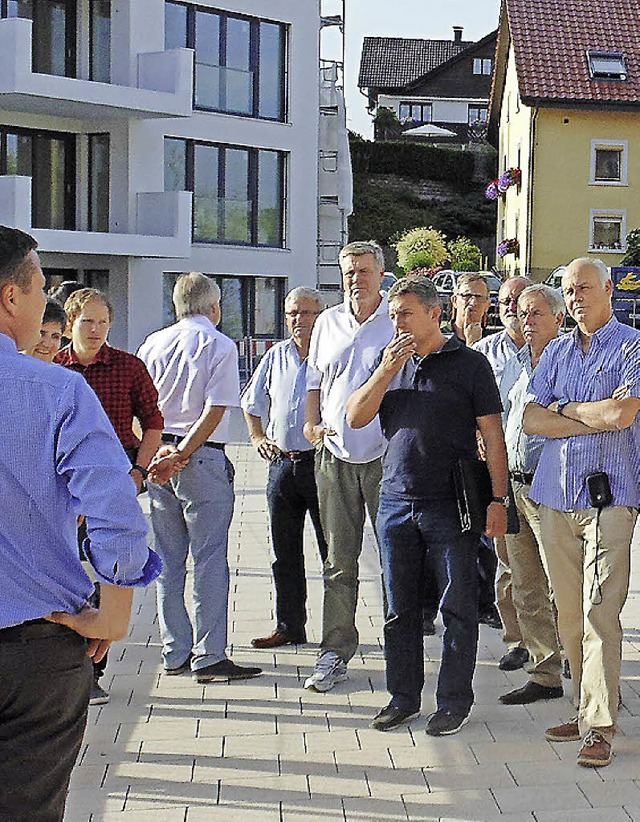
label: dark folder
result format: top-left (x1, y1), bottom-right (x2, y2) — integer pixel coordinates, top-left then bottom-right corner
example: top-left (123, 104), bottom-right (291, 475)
top-left (453, 458), bottom-right (519, 535)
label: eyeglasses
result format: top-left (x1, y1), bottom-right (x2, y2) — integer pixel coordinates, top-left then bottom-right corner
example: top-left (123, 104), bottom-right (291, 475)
top-left (457, 292), bottom-right (488, 302)
top-left (285, 310), bottom-right (321, 318)
top-left (498, 297), bottom-right (519, 307)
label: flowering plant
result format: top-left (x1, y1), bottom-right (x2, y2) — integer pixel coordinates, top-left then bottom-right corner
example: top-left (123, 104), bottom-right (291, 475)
top-left (497, 167), bottom-right (521, 193)
top-left (485, 179), bottom-right (500, 200)
top-left (497, 238), bottom-right (520, 258)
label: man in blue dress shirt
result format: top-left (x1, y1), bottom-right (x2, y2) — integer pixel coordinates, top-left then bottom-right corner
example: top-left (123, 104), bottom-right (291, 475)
top-left (0, 225), bottom-right (161, 820)
top-left (524, 257), bottom-right (640, 768)
top-left (242, 287), bottom-right (327, 648)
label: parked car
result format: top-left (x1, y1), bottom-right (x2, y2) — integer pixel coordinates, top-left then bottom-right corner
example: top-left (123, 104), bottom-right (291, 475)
top-left (543, 265), bottom-right (566, 292)
top-left (432, 269), bottom-right (503, 330)
top-left (381, 272), bottom-right (398, 293)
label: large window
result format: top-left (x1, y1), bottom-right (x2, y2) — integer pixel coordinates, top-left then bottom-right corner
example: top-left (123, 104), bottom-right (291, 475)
top-left (468, 105), bottom-right (488, 124)
top-left (398, 102), bottom-right (432, 124)
top-left (89, 0), bottom-right (110, 82)
top-left (88, 133), bottom-right (109, 232)
top-left (2, 0), bottom-right (76, 77)
top-left (165, 137), bottom-right (286, 248)
top-left (590, 139), bottom-right (628, 185)
top-left (0, 127), bottom-right (75, 229)
top-left (164, 2), bottom-right (287, 120)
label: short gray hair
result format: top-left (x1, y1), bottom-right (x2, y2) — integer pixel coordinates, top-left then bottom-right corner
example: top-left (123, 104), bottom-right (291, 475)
top-left (388, 275), bottom-right (441, 309)
top-left (518, 283), bottom-right (565, 316)
top-left (285, 287), bottom-right (324, 310)
top-left (565, 257), bottom-right (610, 286)
top-left (339, 240), bottom-right (385, 271)
top-left (454, 272), bottom-right (490, 296)
top-left (173, 272), bottom-right (220, 320)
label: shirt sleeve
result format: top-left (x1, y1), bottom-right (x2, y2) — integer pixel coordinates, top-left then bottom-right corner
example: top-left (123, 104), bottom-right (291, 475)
top-left (528, 345), bottom-right (557, 406)
top-left (204, 338), bottom-right (241, 408)
top-left (55, 375), bottom-right (161, 588)
top-left (621, 335), bottom-right (640, 397)
top-left (130, 355), bottom-right (164, 432)
top-left (305, 318), bottom-right (323, 391)
top-left (240, 348), bottom-right (272, 417)
top-left (471, 352), bottom-right (503, 417)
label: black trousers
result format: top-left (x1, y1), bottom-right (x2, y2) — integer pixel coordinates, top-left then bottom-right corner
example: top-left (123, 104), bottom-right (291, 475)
top-left (0, 621), bottom-right (92, 821)
top-left (266, 453), bottom-right (327, 638)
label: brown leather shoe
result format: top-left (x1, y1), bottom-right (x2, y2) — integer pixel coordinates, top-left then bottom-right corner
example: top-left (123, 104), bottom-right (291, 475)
top-left (251, 630), bottom-right (306, 649)
top-left (577, 731), bottom-right (612, 767)
top-left (545, 718), bottom-right (580, 742)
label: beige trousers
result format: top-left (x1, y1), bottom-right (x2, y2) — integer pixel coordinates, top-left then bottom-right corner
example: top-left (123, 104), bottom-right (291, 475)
top-left (495, 535), bottom-right (524, 650)
top-left (504, 483), bottom-right (562, 687)
top-left (539, 505), bottom-right (637, 742)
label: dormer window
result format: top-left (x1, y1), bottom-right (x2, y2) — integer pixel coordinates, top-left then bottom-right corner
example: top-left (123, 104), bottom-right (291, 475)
top-left (587, 51), bottom-right (627, 80)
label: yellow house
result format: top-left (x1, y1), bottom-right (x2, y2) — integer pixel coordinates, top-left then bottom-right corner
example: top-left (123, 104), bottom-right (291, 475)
top-left (488, 0), bottom-right (640, 280)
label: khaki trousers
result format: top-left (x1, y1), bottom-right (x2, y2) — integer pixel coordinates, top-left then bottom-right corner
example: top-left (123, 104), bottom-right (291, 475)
top-left (315, 445), bottom-right (382, 663)
top-left (495, 535), bottom-right (524, 650)
top-left (504, 483), bottom-right (562, 687)
top-left (539, 505), bottom-right (637, 742)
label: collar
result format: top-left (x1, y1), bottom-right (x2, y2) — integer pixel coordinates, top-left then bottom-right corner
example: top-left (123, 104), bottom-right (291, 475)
top-left (0, 331), bottom-right (18, 353)
top-left (570, 313), bottom-right (618, 350)
top-left (177, 315), bottom-right (217, 332)
top-left (64, 342), bottom-right (114, 367)
top-left (343, 291), bottom-right (388, 324)
top-left (413, 333), bottom-right (461, 365)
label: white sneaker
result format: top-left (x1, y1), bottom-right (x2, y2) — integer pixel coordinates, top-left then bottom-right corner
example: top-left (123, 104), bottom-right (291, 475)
top-left (303, 650), bottom-right (348, 692)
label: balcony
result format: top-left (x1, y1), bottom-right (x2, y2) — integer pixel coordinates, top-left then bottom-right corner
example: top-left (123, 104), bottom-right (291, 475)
top-left (0, 18), bottom-right (193, 121)
top-left (0, 176), bottom-right (192, 259)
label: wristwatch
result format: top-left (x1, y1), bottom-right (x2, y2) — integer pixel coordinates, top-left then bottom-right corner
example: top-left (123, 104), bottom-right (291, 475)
top-left (131, 463), bottom-right (149, 480)
top-left (491, 495), bottom-right (509, 507)
top-left (556, 399), bottom-right (570, 416)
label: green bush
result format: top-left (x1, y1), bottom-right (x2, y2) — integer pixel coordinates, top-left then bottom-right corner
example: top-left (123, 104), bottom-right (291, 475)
top-left (395, 227), bottom-right (448, 272)
top-left (448, 236), bottom-right (482, 271)
top-left (621, 228), bottom-right (640, 266)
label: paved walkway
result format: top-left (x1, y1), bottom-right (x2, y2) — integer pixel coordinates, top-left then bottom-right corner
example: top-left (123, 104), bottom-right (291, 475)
top-left (66, 428), bottom-right (640, 821)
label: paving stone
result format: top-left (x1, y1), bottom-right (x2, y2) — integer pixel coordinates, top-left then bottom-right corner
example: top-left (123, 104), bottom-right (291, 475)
top-left (492, 782), bottom-right (592, 814)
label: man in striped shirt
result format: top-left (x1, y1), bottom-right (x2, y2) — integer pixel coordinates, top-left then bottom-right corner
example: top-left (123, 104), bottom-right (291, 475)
top-left (524, 257), bottom-right (640, 769)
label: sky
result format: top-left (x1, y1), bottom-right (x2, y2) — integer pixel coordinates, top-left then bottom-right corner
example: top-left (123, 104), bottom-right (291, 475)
top-left (322, 0), bottom-right (502, 137)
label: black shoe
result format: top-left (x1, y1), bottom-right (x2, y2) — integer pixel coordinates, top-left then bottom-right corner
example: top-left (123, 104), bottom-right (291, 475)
top-left (563, 658), bottom-right (571, 679)
top-left (426, 708), bottom-right (470, 736)
top-left (89, 679), bottom-right (109, 705)
top-left (371, 704), bottom-right (420, 732)
top-left (164, 653), bottom-right (193, 675)
top-left (498, 647), bottom-right (529, 671)
top-left (194, 659), bottom-right (263, 683)
top-left (499, 681), bottom-right (563, 705)
top-left (422, 615), bottom-right (436, 636)
top-left (479, 606), bottom-right (502, 630)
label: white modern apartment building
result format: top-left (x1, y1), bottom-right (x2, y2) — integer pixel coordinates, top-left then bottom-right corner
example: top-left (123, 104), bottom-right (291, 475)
top-left (0, 0), bottom-right (346, 351)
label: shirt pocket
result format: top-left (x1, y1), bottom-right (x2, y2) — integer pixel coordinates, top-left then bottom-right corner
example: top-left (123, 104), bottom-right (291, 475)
top-left (591, 366), bottom-right (622, 400)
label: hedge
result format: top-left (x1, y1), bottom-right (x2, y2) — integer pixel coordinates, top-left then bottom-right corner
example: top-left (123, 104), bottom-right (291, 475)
top-left (349, 139), bottom-right (475, 189)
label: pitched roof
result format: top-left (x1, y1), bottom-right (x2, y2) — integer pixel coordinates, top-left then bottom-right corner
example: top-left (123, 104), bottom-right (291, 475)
top-left (358, 37), bottom-right (474, 89)
top-left (507, 0), bottom-right (640, 105)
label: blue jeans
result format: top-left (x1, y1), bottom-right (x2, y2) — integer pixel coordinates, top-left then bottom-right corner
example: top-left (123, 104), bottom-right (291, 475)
top-left (148, 447), bottom-right (234, 671)
top-left (377, 495), bottom-right (479, 714)
top-left (267, 453), bottom-right (327, 639)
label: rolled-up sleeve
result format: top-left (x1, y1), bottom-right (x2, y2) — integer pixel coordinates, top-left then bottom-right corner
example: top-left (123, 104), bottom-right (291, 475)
top-left (130, 356), bottom-right (164, 433)
top-left (240, 350), bottom-right (271, 417)
top-left (204, 340), bottom-right (241, 408)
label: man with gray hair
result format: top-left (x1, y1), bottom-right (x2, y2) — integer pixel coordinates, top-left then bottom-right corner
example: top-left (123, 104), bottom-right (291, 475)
top-left (242, 287), bottom-right (327, 648)
top-left (138, 272), bottom-right (262, 683)
top-left (497, 284), bottom-right (565, 706)
top-left (303, 240), bottom-right (394, 692)
top-left (524, 257), bottom-right (640, 767)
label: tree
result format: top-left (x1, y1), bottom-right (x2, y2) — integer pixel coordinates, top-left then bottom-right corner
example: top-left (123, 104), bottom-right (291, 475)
top-left (448, 236), bottom-right (482, 271)
top-left (373, 106), bottom-right (401, 141)
top-left (394, 226), bottom-right (448, 273)
top-left (620, 228), bottom-right (640, 266)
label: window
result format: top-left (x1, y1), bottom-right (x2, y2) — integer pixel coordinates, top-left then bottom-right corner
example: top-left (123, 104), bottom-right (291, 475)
top-left (468, 105), bottom-right (488, 124)
top-left (2, 0), bottom-right (76, 77)
top-left (0, 127), bottom-right (75, 229)
top-left (472, 57), bottom-right (492, 75)
top-left (590, 210), bottom-right (626, 252)
top-left (590, 139), bottom-right (628, 185)
top-left (164, 2), bottom-right (287, 120)
top-left (587, 51), bottom-right (627, 80)
top-left (398, 102), bottom-right (432, 124)
top-left (164, 137), bottom-right (286, 248)
top-left (89, 0), bottom-right (110, 82)
top-left (88, 133), bottom-right (109, 232)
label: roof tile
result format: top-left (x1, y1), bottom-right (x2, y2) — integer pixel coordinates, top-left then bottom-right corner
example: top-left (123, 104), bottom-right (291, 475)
top-left (358, 37), bottom-right (473, 88)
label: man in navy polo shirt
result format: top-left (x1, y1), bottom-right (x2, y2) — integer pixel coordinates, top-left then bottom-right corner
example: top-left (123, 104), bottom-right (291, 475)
top-left (347, 276), bottom-right (508, 736)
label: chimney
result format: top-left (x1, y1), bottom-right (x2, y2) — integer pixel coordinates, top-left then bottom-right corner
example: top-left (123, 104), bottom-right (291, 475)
top-left (453, 26), bottom-right (463, 43)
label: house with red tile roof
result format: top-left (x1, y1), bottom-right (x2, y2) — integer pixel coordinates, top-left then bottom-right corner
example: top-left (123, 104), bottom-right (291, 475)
top-left (488, 0), bottom-right (640, 279)
top-left (359, 27), bottom-right (497, 142)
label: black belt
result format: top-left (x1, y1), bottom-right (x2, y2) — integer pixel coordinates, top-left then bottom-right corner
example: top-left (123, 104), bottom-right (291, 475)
top-left (282, 449), bottom-right (314, 462)
top-left (510, 470), bottom-right (534, 485)
top-left (162, 433), bottom-right (225, 452)
top-left (0, 618), bottom-right (72, 642)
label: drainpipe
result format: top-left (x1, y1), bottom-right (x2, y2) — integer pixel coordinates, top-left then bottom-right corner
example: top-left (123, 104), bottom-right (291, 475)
top-left (526, 108), bottom-right (538, 277)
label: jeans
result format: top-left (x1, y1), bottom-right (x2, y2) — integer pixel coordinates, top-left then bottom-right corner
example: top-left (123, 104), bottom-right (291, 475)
top-left (377, 495), bottom-right (479, 714)
top-left (267, 453), bottom-right (327, 639)
top-left (148, 447), bottom-right (234, 671)
top-left (0, 623), bottom-right (91, 821)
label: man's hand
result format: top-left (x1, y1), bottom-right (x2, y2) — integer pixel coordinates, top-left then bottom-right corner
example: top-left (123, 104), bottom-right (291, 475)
top-left (303, 422), bottom-right (335, 446)
top-left (380, 332), bottom-right (417, 375)
top-left (485, 501), bottom-right (507, 538)
top-left (463, 314), bottom-right (484, 345)
top-left (148, 445), bottom-right (189, 484)
top-left (251, 434), bottom-right (281, 462)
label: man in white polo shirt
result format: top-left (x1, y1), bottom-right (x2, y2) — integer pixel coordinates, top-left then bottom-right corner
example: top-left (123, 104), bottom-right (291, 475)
top-left (303, 241), bottom-right (394, 691)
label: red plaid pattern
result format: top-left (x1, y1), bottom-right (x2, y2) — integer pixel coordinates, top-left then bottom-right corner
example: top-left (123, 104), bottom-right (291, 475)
top-left (55, 344), bottom-right (163, 449)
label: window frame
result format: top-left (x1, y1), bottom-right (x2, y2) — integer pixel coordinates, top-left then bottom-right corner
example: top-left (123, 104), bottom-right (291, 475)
top-left (398, 101), bottom-right (432, 124)
top-left (468, 105), bottom-right (488, 124)
top-left (1, 0), bottom-right (77, 78)
top-left (472, 57), bottom-right (492, 75)
top-left (589, 139), bottom-right (628, 186)
top-left (165, 1), bottom-right (288, 122)
top-left (589, 208), bottom-right (627, 253)
top-left (587, 50), bottom-right (627, 80)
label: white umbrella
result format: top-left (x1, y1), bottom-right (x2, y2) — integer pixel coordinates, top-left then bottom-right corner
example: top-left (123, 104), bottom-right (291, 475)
top-left (401, 123), bottom-right (458, 139)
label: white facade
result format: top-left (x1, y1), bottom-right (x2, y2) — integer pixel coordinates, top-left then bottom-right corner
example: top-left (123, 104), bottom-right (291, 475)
top-left (0, 0), bottom-right (324, 351)
top-left (378, 93), bottom-right (489, 126)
